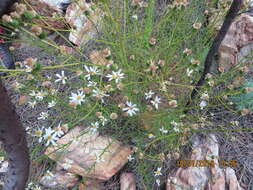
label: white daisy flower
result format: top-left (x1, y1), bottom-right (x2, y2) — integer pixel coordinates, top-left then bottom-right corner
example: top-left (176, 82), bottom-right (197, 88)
top-left (48, 100), bottom-right (56, 108)
top-left (171, 121), bottom-right (180, 132)
top-left (145, 90), bottom-right (154, 100)
top-left (99, 115), bottom-right (108, 126)
top-left (154, 167), bottom-right (162, 177)
top-left (84, 66), bottom-right (101, 80)
top-left (29, 90), bottom-right (37, 97)
top-left (106, 69), bottom-right (125, 83)
top-left (89, 122), bottom-right (99, 134)
top-left (54, 122), bottom-right (64, 138)
top-left (28, 101), bottom-right (37, 108)
top-left (62, 158), bottom-right (73, 170)
top-left (127, 154), bottom-right (135, 162)
top-left (55, 70), bottom-right (67, 84)
top-left (43, 127), bottom-right (58, 146)
top-left (122, 101), bottom-right (139, 116)
top-left (33, 127), bottom-right (44, 143)
top-left (186, 68), bottom-right (193, 77)
top-left (92, 89), bottom-right (109, 103)
top-left (151, 96), bottom-right (161, 110)
top-left (159, 127), bottom-right (168, 134)
top-left (87, 81), bottom-right (97, 87)
top-left (35, 90), bottom-right (47, 101)
top-left (38, 111), bottom-right (49, 120)
top-left (69, 90), bottom-right (85, 105)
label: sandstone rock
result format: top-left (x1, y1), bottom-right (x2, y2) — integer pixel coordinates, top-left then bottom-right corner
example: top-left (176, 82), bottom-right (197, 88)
top-left (218, 13), bottom-right (253, 72)
top-left (79, 179), bottom-right (105, 190)
top-left (225, 167), bottom-right (243, 190)
top-left (24, 0), bottom-right (67, 30)
top-left (37, 0), bottom-right (71, 12)
top-left (65, 0), bottom-right (104, 46)
top-left (206, 166), bottom-right (225, 190)
top-left (45, 126), bottom-right (133, 181)
top-left (166, 134), bottom-right (243, 190)
top-left (40, 170), bottom-right (79, 189)
top-left (120, 172), bottom-right (136, 190)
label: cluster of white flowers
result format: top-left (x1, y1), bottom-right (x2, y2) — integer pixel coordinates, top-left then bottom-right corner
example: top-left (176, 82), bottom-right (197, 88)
top-left (145, 90), bottom-right (155, 100)
top-left (84, 66), bottom-right (101, 80)
top-left (154, 167), bottom-right (163, 186)
top-left (92, 89), bottom-right (109, 103)
top-left (29, 90), bottom-right (48, 101)
top-left (171, 120), bottom-right (181, 132)
top-left (145, 90), bottom-right (161, 110)
top-left (32, 122), bottom-right (65, 146)
top-left (151, 96), bottom-right (161, 110)
top-left (159, 126), bottom-right (168, 134)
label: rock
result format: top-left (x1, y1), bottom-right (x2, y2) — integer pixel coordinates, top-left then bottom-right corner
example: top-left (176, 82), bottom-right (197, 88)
top-left (225, 168), bottom-right (243, 190)
top-left (24, 0), bottom-right (67, 30)
top-left (65, 0), bottom-right (104, 46)
top-left (79, 179), bottom-right (105, 190)
top-left (206, 166), bottom-right (226, 190)
top-left (166, 134), bottom-right (243, 190)
top-left (36, 0), bottom-right (71, 12)
top-left (45, 126), bottom-right (133, 181)
top-left (218, 13), bottom-right (253, 72)
top-left (40, 170), bottom-right (79, 189)
top-left (120, 172), bottom-right (136, 190)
